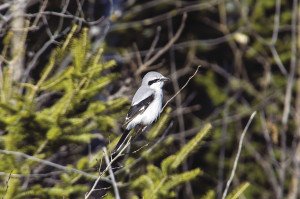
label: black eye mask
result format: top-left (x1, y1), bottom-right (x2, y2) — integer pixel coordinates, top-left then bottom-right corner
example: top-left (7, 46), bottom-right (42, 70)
top-left (148, 78), bottom-right (160, 86)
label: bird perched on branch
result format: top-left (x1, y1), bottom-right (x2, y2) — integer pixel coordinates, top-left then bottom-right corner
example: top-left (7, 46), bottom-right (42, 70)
top-left (114, 71), bottom-right (169, 152)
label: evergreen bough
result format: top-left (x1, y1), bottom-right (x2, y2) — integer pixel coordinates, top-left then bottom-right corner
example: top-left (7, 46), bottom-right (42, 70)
top-left (0, 26), bottom-right (126, 198)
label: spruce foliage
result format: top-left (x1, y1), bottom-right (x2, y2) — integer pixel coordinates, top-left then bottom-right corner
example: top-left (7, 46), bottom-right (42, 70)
top-left (0, 27), bottom-right (127, 198)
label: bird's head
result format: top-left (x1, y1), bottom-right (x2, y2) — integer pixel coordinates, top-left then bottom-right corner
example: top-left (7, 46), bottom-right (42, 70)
top-left (142, 71), bottom-right (169, 90)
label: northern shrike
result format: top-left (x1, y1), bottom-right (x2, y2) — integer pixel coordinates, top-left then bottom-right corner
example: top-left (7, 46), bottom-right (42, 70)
top-left (114, 71), bottom-right (169, 151)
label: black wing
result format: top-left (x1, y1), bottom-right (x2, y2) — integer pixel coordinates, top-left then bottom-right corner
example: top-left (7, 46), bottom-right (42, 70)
top-left (123, 93), bottom-right (155, 128)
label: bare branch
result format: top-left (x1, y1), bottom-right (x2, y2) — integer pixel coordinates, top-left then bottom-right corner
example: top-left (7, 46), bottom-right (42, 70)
top-left (85, 137), bottom-right (132, 199)
top-left (144, 26), bottom-right (161, 62)
top-left (1, 171), bottom-right (12, 199)
top-left (221, 111), bottom-right (257, 199)
top-left (103, 147), bottom-right (121, 199)
top-left (136, 13), bottom-right (187, 75)
top-left (0, 149), bottom-right (105, 180)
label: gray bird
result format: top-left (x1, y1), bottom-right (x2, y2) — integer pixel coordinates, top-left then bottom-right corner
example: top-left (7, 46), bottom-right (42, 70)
top-left (114, 71), bottom-right (169, 152)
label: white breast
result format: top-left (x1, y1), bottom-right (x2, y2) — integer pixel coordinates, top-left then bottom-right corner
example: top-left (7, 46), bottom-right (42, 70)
top-left (126, 91), bottom-right (162, 129)
top-left (140, 92), bottom-right (162, 125)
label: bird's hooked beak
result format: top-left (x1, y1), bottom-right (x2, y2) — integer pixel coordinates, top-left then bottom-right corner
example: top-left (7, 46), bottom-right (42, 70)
top-left (160, 77), bottom-right (170, 82)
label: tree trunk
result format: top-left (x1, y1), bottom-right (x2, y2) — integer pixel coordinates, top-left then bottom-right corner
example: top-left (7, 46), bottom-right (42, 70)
top-left (9, 0), bottom-right (27, 82)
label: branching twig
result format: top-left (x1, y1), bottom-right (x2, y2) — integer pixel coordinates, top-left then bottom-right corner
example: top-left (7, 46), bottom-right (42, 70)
top-left (103, 147), bottom-right (121, 199)
top-left (0, 149), bottom-right (105, 180)
top-left (144, 26), bottom-right (162, 62)
top-left (221, 111), bottom-right (257, 199)
top-left (114, 122), bottom-right (173, 175)
top-left (25, 11), bottom-right (104, 26)
top-left (121, 32), bottom-right (238, 61)
top-left (136, 13), bottom-right (187, 74)
top-left (111, 1), bottom-right (218, 31)
top-left (85, 137), bottom-right (131, 199)
top-left (162, 65), bottom-right (201, 111)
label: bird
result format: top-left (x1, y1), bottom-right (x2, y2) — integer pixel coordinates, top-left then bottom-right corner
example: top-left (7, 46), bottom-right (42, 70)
top-left (113, 71), bottom-right (169, 152)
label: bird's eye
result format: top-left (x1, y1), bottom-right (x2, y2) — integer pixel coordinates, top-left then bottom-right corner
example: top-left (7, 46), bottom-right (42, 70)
top-left (148, 79), bottom-right (160, 86)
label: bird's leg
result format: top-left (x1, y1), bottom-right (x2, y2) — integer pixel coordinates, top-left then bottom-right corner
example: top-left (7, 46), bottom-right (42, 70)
top-left (133, 124), bottom-right (147, 138)
top-left (141, 125), bottom-right (148, 132)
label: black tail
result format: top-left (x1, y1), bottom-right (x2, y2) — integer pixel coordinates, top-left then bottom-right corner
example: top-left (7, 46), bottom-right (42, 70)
top-left (113, 129), bottom-right (131, 154)
top-left (110, 129), bottom-right (130, 172)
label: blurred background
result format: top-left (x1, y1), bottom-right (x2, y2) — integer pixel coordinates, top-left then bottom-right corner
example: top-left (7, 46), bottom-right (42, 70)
top-left (0, 0), bottom-right (298, 198)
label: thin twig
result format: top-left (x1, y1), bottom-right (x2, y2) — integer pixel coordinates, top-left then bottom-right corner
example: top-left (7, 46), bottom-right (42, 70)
top-left (24, 11), bottom-right (104, 26)
top-left (120, 32), bottom-right (237, 61)
top-left (282, 0), bottom-right (298, 198)
top-left (31, 0), bottom-right (48, 28)
top-left (0, 171), bottom-right (63, 178)
top-left (271, 0), bottom-right (281, 44)
top-left (2, 171), bottom-right (12, 199)
top-left (111, 1), bottom-right (218, 31)
top-left (221, 111), bottom-right (257, 199)
top-left (144, 26), bottom-right (162, 62)
top-left (168, 16), bottom-right (193, 198)
top-left (136, 13), bottom-right (187, 74)
top-left (114, 122), bottom-right (173, 175)
top-left (85, 137), bottom-right (131, 199)
top-left (245, 140), bottom-right (281, 198)
top-left (162, 65), bottom-right (201, 111)
top-left (103, 147), bottom-right (121, 199)
top-left (269, 0), bottom-right (287, 75)
top-left (217, 104), bottom-right (230, 198)
top-left (0, 149), bottom-right (104, 180)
